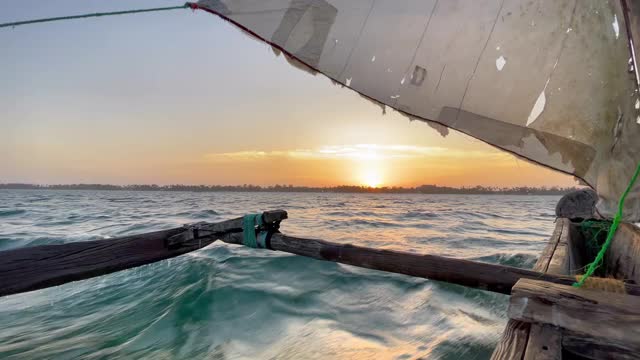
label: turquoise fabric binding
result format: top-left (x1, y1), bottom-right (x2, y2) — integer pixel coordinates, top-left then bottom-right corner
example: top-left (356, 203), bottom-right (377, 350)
top-left (242, 213), bottom-right (263, 248)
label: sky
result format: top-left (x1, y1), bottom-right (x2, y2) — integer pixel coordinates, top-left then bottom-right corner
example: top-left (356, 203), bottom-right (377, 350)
top-left (0, 0), bottom-right (576, 188)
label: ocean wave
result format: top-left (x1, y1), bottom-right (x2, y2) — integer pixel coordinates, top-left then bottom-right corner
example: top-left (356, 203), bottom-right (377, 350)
top-left (402, 210), bottom-right (438, 219)
top-left (0, 190), bottom-right (559, 359)
top-left (470, 252), bottom-right (538, 268)
top-left (0, 209), bottom-right (26, 217)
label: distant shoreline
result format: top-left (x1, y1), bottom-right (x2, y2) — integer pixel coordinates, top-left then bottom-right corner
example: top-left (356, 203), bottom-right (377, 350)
top-left (0, 183), bottom-right (580, 195)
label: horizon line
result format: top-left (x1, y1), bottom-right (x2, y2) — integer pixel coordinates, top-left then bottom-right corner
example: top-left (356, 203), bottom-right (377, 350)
top-left (0, 183), bottom-right (583, 195)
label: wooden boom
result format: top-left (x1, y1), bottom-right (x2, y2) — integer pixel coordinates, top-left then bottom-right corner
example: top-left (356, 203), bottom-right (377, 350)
top-left (1, 210), bottom-right (639, 298)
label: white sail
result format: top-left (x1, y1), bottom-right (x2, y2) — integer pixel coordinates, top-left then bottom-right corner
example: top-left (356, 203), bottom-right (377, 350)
top-left (196, 0), bottom-right (640, 220)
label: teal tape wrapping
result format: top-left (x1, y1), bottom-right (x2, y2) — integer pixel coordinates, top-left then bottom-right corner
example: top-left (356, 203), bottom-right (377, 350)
top-left (242, 213), bottom-right (263, 248)
top-left (257, 231), bottom-right (269, 249)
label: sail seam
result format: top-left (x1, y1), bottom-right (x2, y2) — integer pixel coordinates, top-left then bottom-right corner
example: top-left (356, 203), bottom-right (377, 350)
top-left (336, 0), bottom-right (377, 81)
top-left (454, 0), bottom-right (505, 122)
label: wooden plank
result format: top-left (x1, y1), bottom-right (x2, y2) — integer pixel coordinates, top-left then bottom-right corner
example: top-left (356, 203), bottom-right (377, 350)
top-left (0, 211), bottom-right (287, 297)
top-left (523, 324), bottom-right (562, 360)
top-left (534, 219), bottom-right (566, 273)
top-left (522, 220), bottom-right (568, 360)
top-left (491, 321), bottom-right (531, 360)
top-left (563, 330), bottom-right (640, 360)
top-left (606, 223), bottom-right (640, 284)
top-left (509, 278), bottom-right (640, 346)
top-left (547, 219), bottom-right (570, 275)
top-left (491, 219), bottom-right (565, 360)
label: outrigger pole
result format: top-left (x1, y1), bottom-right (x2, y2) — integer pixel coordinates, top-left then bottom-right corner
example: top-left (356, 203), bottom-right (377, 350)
top-left (1, 210), bottom-right (639, 298)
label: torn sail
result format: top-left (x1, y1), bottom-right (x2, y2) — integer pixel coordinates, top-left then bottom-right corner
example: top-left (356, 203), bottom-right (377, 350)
top-left (195, 0), bottom-right (640, 221)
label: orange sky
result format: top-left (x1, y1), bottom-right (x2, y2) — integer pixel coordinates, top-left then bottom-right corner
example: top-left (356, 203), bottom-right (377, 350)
top-left (0, 2), bottom-right (576, 188)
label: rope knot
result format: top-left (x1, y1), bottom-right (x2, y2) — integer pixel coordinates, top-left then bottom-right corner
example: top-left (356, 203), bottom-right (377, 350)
top-left (186, 2), bottom-right (200, 11)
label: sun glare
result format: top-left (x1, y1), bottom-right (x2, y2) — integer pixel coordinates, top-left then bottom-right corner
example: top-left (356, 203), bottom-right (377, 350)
top-left (360, 168), bottom-right (383, 188)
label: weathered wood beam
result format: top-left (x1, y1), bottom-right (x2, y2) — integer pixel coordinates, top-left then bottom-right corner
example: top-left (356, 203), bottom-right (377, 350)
top-left (546, 219), bottom-right (570, 275)
top-left (3, 213), bottom-right (640, 300)
top-left (0, 211), bottom-right (287, 297)
top-left (0, 227), bottom-right (186, 297)
top-left (490, 321), bottom-right (531, 360)
top-left (523, 324), bottom-right (561, 360)
top-left (218, 231), bottom-right (640, 296)
top-left (509, 278), bottom-right (640, 346)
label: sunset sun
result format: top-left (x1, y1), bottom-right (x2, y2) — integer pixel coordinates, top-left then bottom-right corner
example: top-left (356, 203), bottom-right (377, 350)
top-left (360, 167), bottom-right (383, 188)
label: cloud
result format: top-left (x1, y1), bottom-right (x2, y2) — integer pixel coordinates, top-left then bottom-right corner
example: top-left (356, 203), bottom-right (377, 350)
top-left (205, 144), bottom-right (511, 162)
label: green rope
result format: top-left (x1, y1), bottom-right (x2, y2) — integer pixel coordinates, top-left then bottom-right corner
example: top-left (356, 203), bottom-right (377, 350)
top-left (574, 161), bottom-right (640, 287)
top-left (0, 4), bottom-right (191, 29)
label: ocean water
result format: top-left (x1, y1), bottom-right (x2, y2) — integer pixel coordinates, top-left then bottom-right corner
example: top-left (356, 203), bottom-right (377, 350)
top-left (0, 190), bottom-right (558, 359)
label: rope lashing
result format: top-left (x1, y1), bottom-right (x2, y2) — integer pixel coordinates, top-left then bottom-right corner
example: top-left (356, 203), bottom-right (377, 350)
top-left (574, 161), bottom-right (640, 288)
top-left (574, 275), bottom-right (626, 293)
top-left (0, 3), bottom-right (200, 29)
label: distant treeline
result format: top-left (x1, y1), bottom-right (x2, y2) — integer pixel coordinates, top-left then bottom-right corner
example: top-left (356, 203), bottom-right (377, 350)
top-left (0, 183), bottom-right (580, 195)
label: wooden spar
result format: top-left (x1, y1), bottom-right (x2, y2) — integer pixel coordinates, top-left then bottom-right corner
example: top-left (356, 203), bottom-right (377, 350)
top-left (0, 211), bottom-right (287, 297)
top-left (217, 232), bottom-right (640, 296)
top-left (2, 211), bottom-right (640, 298)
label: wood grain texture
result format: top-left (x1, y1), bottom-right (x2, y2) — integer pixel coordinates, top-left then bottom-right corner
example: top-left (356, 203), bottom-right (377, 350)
top-left (491, 321), bottom-right (531, 360)
top-left (509, 278), bottom-right (640, 346)
top-left (0, 227), bottom-right (190, 297)
top-left (524, 324), bottom-right (562, 360)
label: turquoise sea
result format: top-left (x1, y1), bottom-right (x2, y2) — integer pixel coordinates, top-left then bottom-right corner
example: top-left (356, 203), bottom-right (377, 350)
top-left (0, 190), bottom-right (558, 359)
